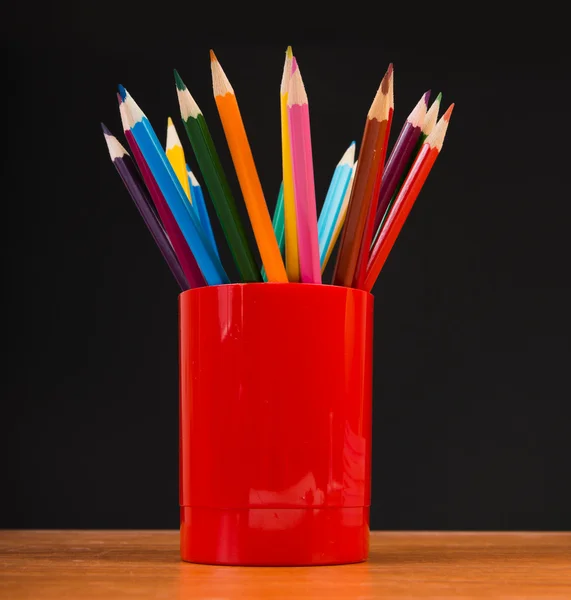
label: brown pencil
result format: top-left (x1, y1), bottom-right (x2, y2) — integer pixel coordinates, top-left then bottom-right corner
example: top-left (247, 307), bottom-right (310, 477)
top-left (332, 64), bottom-right (394, 288)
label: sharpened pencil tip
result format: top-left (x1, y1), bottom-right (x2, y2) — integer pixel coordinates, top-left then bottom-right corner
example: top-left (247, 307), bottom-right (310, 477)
top-left (167, 116), bottom-right (174, 127)
top-left (101, 122), bottom-right (112, 136)
top-left (292, 56), bottom-right (298, 73)
top-left (209, 49), bottom-right (217, 62)
top-left (436, 92), bottom-right (443, 104)
top-left (350, 140), bottom-right (356, 146)
top-left (174, 69), bottom-right (186, 91)
top-left (381, 64), bottom-right (393, 94)
top-left (443, 103), bottom-right (454, 121)
top-left (286, 46), bottom-right (293, 58)
top-left (118, 85), bottom-right (127, 101)
top-left (423, 90), bottom-right (431, 105)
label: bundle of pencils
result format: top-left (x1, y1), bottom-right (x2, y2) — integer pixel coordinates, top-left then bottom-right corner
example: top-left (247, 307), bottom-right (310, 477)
top-left (102, 48), bottom-right (453, 292)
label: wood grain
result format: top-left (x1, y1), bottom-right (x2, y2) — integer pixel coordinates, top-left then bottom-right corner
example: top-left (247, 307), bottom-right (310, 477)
top-left (1, 530), bottom-right (570, 599)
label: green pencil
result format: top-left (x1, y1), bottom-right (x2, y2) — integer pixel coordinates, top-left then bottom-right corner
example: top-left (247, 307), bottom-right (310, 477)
top-left (174, 70), bottom-right (261, 282)
top-left (374, 93), bottom-right (442, 242)
top-left (262, 182), bottom-right (285, 281)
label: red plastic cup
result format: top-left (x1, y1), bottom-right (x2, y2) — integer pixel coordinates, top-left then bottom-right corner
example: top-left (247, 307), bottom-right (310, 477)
top-left (179, 283), bottom-right (373, 565)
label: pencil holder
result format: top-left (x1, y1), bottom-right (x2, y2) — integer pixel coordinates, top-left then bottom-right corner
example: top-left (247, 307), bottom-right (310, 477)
top-left (179, 283), bottom-right (373, 565)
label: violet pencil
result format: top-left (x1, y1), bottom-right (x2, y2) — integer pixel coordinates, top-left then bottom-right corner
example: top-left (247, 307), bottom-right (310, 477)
top-left (102, 123), bottom-right (190, 290)
top-left (371, 91), bottom-right (430, 235)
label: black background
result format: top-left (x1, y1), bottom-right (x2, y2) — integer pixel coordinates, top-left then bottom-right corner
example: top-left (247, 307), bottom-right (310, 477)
top-left (3, 5), bottom-right (571, 530)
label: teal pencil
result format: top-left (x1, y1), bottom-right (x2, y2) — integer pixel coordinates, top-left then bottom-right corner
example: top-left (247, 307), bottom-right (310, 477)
top-left (262, 182), bottom-right (285, 281)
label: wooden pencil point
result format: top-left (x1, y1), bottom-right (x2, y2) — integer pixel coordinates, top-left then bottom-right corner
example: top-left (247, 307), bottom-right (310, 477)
top-left (443, 103), bottom-right (455, 121)
top-left (287, 65), bottom-right (308, 107)
top-left (102, 126), bottom-right (128, 161)
top-left (368, 69), bottom-right (393, 120)
top-left (422, 94), bottom-right (442, 136)
top-left (286, 45), bottom-right (293, 59)
top-left (381, 64), bottom-right (393, 94)
top-left (281, 47), bottom-right (294, 94)
top-left (209, 49), bottom-right (217, 63)
top-left (211, 55), bottom-right (234, 97)
top-left (174, 69), bottom-right (187, 91)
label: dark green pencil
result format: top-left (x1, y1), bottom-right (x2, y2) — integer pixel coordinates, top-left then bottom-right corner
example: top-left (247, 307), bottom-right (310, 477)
top-left (175, 70), bottom-right (260, 282)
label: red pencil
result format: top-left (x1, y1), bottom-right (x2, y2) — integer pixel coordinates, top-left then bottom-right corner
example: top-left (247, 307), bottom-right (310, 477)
top-left (363, 104), bottom-right (454, 292)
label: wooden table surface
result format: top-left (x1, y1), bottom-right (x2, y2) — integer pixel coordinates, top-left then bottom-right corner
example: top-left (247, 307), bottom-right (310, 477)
top-left (1, 531), bottom-right (570, 599)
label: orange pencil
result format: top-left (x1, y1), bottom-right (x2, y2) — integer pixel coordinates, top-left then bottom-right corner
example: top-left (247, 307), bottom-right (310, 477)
top-left (210, 50), bottom-right (288, 283)
top-left (363, 104), bottom-right (454, 292)
top-left (332, 64), bottom-right (394, 288)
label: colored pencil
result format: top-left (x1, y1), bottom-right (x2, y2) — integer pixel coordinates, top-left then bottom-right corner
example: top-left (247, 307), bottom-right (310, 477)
top-left (118, 96), bottom-right (207, 289)
top-left (102, 124), bottom-right (190, 290)
top-left (174, 70), bottom-right (261, 282)
top-left (371, 91), bottom-right (430, 235)
top-left (287, 58), bottom-right (321, 283)
top-left (352, 66), bottom-right (395, 289)
top-left (364, 105), bottom-right (454, 292)
top-left (210, 50), bottom-right (288, 283)
top-left (262, 182), bottom-right (285, 282)
top-left (281, 46), bottom-right (300, 281)
top-left (373, 92), bottom-right (443, 244)
top-left (318, 142), bottom-right (355, 269)
top-left (322, 159), bottom-right (357, 271)
top-left (332, 64), bottom-right (394, 288)
top-left (272, 182), bottom-right (286, 258)
top-left (187, 165), bottom-right (220, 259)
top-left (119, 86), bottom-right (228, 285)
top-left (165, 117), bottom-right (192, 202)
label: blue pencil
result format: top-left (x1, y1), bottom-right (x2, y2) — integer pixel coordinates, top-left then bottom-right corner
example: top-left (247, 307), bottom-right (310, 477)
top-left (317, 142), bottom-right (355, 268)
top-left (186, 165), bottom-right (220, 260)
top-left (118, 86), bottom-right (229, 285)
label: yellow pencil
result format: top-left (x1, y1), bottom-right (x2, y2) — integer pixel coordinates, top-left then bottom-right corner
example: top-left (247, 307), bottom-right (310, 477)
top-left (210, 50), bottom-right (287, 283)
top-left (166, 117), bottom-right (192, 202)
top-left (281, 47), bottom-right (300, 282)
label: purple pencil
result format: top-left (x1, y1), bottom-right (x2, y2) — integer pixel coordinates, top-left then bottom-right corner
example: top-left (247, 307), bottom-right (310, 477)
top-left (117, 95), bottom-right (206, 289)
top-left (371, 91), bottom-right (430, 235)
top-left (102, 124), bottom-right (191, 290)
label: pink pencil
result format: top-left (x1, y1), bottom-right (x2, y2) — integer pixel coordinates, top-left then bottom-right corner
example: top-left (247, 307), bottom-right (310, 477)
top-left (287, 58), bottom-right (321, 283)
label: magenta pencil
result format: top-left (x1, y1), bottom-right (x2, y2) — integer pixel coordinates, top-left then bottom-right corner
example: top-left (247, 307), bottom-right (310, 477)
top-left (117, 95), bottom-right (206, 288)
top-left (372, 91), bottom-right (430, 235)
top-left (287, 58), bottom-right (321, 283)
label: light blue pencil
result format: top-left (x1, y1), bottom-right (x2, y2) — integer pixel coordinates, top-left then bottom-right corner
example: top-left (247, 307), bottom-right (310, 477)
top-left (317, 142), bottom-right (356, 267)
top-left (119, 86), bottom-right (228, 285)
top-left (186, 165), bottom-right (220, 260)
